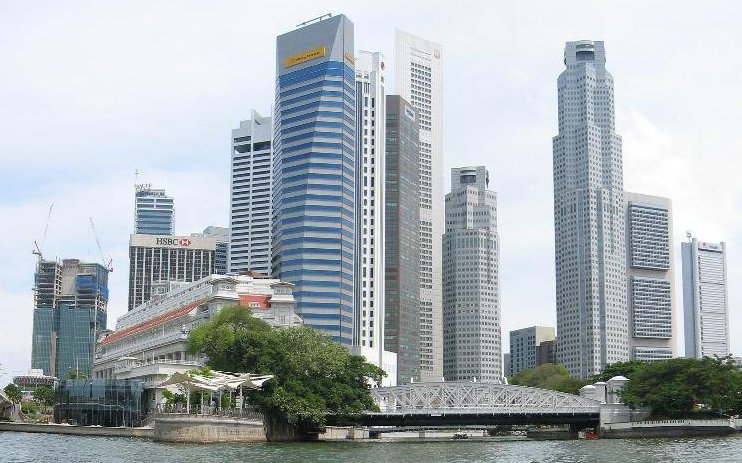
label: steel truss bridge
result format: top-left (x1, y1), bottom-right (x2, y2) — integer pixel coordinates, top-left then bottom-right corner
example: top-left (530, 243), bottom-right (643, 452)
top-left (352, 382), bottom-right (601, 429)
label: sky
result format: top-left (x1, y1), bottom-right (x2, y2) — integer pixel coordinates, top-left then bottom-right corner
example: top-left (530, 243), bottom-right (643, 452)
top-left (1, 0), bottom-right (741, 384)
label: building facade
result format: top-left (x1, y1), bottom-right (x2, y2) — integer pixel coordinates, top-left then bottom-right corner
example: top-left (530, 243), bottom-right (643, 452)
top-left (625, 193), bottom-right (675, 361)
top-left (229, 112), bottom-right (273, 275)
top-left (395, 30), bottom-right (444, 382)
top-left (384, 95), bottom-right (421, 384)
top-left (199, 226), bottom-right (229, 275)
top-left (442, 167), bottom-right (501, 382)
top-left (682, 237), bottom-right (729, 358)
top-left (508, 326), bottom-right (556, 377)
top-left (95, 274), bottom-right (299, 407)
top-left (272, 14), bottom-right (357, 345)
top-left (354, 50), bottom-right (386, 361)
top-left (127, 234), bottom-right (215, 310)
top-left (134, 184), bottom-right (174, 236)
top-left (552, 40), bottom-right (628, 378)
top-left (31, 259), bottom-right (109, 378)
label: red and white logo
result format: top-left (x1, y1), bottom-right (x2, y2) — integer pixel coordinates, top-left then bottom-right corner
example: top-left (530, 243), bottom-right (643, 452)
top-left (179, 238), bottom-right (192, 247)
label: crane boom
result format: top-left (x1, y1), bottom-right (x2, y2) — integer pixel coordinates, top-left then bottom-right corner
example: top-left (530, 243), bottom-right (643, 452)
top-left (89, 217), bottom-right (113, 272)
top-left (32, 203), bottom-right (54, 262)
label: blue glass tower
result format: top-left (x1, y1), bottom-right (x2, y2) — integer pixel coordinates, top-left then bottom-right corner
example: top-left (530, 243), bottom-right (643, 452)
top-left (134, 185), bottom-right (174, 235)
top-left (272, 14), bottom-right (356, 345)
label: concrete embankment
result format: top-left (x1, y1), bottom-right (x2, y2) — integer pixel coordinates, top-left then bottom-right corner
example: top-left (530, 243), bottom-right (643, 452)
top-left (601, 419), bottom-right (737, 438)
top-left (154, 415), bottom-right (267, 443)
top-left (0, 422), bottom-right (153, 438)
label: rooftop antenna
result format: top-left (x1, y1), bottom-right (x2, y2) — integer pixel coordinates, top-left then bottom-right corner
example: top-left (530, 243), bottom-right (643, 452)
top-left (297, 13), bottom-right (332, 28)
top-left (686, 230), bottom-right (692, 242)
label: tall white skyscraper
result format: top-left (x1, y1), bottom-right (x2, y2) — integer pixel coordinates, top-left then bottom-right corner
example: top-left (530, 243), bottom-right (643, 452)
top-left (682, 237), bottom-right (729, 358)
top-left (552, 41), bottom-right (628, 378)
top-left (396, 30), bottom-right (444, 382)
top-left (442, 166), bottom-right (500, 382)
top-left (351, 51), bottom-right (396, 384)
top-left (625, 193), bottom-right (675, 361)
top-left (229, 111), bottom-right (273, 275)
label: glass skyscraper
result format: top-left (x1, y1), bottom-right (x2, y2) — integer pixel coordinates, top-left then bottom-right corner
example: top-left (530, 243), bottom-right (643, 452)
top-left (31, 259), bottom-right (109, 378)
top-left (272, 14), bottom-right (357, 345)
top-left (134, 185), bottom-right (174, 235)
top-left (552, 41), bottom-right (628, 378)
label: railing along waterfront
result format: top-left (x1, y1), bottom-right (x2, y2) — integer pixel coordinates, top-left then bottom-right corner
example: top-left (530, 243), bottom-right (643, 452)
top-left (154, 404), bottom-right (264, 421)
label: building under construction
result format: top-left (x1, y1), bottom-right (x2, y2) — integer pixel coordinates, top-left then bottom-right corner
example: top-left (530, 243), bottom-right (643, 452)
top-left (31, 258), bottom-right (109, 378)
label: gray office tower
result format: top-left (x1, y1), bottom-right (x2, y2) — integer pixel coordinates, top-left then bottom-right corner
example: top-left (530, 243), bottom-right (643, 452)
top-left (384, 95), bottom-right (421, 383)
top-left (31, 259), bottom-right (109, 378)
top-left (272, 15), bottom-right (357, 345)
top-left (442, 166), bottom-right (501, 382)
top-left (625, 193), bottom-right (675, 360)
top-left (201, 226), bottom-right (229, 275)
top-left (552, 41), bottom-right (628, 378)
top-left (134, 184), bottom-right (174, 235)
top-left (682, 237), bottom-right (729, 358)
top-left (229, 111), bottom-right (273, 275)
top-left (508, 326), bottom-right (556, 377)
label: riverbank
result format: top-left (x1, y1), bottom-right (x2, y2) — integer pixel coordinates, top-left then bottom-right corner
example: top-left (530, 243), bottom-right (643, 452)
top-left (0, 422), bottom-right (153, 438)
top-left (601, 419), bottom-right (737, 439)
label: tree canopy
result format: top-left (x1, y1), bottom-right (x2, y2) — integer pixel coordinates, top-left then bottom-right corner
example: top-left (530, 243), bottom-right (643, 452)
top-left (188, 306), bottom-right (385, 432)
top-left (508, 363), bottom-right (588, 394)
top-left (619, 356), bottom-right (742, 417)
top-left (3, 383), bottom-right (22, 403)
top-left (591, 360), bottom-right (646, 382)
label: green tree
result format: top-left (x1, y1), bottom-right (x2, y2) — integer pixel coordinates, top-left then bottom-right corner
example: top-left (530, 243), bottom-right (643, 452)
top-left (32, 386), bottom-right (54, 413)
top-left (3, 383), bottom-right (22, 403)
top-left (509, 364), bottom-right (588, 394)
top-left (592, 360), bottom-right (647, 382)
top-left (188, 306), bottom-right (385, 432)
top-left (620, 356), bottom-right (742, 417)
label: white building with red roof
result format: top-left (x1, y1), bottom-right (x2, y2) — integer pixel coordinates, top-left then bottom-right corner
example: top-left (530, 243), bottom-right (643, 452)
top-left (93, 274), bottom-right (299, 407)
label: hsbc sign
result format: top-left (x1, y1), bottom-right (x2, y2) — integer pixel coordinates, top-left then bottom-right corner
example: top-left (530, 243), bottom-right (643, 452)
top-left (155, 237), bottom-right (192, 247)
top-left (131, 233), bottom-right (215, 250)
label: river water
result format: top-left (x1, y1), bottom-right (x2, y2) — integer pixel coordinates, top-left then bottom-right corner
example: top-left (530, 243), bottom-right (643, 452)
top-left (1, 432), bottom-right (741, 462)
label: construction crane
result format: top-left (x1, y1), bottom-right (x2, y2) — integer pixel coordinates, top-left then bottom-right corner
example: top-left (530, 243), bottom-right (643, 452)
top-left (32, 204), bottom-right (54, 262)
top-left (89, 217), bottom-right (113, 273)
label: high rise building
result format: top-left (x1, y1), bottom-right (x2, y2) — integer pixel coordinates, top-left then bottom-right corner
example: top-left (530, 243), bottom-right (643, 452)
top-left (552, 40), bottom-right (628, 378)
top-left (395, 30), bottom-right (444, 381)
top-left (682, 237), bottom-right (729, 358)
top-left (384, 95), bottom-right (421, 384)
top-left (272, 14), bottom-right (357, 345)
top-left (354, 51), bottom-right (386, 358)
top-left (31, 259), bottom-right (109, 378)
top-left (229, 112), bottom-right (273, 275)
top-left (508, 326), bottom-right (556, 377)
top-left (134, 185), bottom-right (174, 235)
top-left (200, 226), bottom-right (229, 275)
top-left (127, 234), bottom-right (215, 310)
top-left (625, 193), bottom-right (675, 361)
top-left (442, 166), bottom-right (501, 382)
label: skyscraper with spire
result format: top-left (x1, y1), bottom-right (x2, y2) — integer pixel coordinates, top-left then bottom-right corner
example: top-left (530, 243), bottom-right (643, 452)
top-left (552, 41), bottom-right (628, 378)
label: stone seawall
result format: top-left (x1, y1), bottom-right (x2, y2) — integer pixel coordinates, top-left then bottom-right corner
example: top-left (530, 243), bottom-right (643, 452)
top-left (153, 415), bottom-right (267, 443)
top-left (601, 419), bottom-right (737, 439)
top-left (0, 422), bottom-right (153, 438)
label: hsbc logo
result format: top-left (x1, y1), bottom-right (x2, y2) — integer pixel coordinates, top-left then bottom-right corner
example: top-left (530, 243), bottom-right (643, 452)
top-left (155, 237), bottom-right (192, 247)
